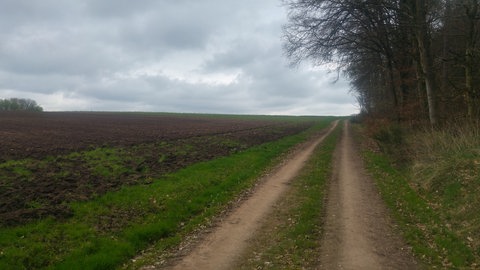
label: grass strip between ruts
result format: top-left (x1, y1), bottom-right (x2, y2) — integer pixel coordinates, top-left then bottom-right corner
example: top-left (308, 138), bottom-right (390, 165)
top-left (236, 120), bottom-right (342, 269)
top-left (0, 118), bottom-right (336, 270)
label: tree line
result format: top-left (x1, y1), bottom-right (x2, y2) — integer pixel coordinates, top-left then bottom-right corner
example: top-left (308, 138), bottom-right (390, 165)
top-left (0, 98), bottom-right (43, 112)
top-left (284, 0), bottom-right (480, 125)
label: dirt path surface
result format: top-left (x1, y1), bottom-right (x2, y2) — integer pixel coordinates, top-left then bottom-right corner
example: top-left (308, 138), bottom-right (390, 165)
top-left (166, 122), bottom-right (339, 270)
top-left (319, 121), bottom-right (418, 269)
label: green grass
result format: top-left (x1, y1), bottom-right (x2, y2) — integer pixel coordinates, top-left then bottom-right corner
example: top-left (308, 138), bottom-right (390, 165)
top-left (0, 117), bottom-right (337, 270)
top-left (356, 123), bottom-right (479, 268)
top-left (236, 121), bottom-right (342, 269)
top-left (0, 159), bottom-right (34, 178)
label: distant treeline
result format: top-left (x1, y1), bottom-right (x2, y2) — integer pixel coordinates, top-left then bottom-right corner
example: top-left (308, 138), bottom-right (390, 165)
top-left (0, 98), bottom-right (43, 112)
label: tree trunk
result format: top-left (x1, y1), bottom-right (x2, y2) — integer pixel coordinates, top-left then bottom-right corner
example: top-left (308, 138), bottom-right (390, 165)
top-left (464, 0), bottom-right (478, 119)
top-left (386, 57), bottom-right (400, 120)
top-left (415, 0), bottom-right (438, 126)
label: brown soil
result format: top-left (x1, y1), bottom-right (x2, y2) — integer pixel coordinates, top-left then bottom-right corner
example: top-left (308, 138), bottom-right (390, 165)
top-left (155, 121), bottom-right (418, 270)
top-left (0, 112), bottom-right (297, 162)
top-left (0, 112), bottom-right (312, 226)
top-left (319, 121), bottom-right (418, 269)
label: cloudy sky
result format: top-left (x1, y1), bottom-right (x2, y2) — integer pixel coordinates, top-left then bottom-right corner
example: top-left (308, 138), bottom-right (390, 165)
top-left (0, 0), bottom-right (357, 115)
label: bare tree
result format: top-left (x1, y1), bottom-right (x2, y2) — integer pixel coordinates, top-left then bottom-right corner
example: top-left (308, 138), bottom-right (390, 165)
top-left (283, 0), bottom-right (408, 120)
top-left (284, 0), bottom-right (480, 124)
top-left (413, 0), bottom-right (438, 125)
top-left (462, 0), bottom-right (480, 118)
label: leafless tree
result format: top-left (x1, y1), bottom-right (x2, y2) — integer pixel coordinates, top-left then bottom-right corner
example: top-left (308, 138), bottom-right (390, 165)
top-left (284, 0), bottom-right (480, 124)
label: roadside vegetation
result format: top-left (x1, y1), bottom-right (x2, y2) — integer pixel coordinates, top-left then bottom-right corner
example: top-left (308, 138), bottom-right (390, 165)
top-left (236, 120), bottom-right (341, 269)
top-left (0, 116), bottom-right (335, 269)
top-left (355, 120), bottom-right (480, 269)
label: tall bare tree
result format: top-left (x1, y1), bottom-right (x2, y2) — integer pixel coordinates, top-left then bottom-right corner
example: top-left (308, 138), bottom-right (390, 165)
top-left (283, 0), bottom-right (404, 118)
top-left (413, 0), bottom-right (438, 125)
top-left (463, 0), bottom-right (480, 118)
top-left (284, 0), bottom-right (480, 124)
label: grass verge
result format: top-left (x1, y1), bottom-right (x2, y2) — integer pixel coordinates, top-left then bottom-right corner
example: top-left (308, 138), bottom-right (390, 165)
top-left (0, 117), bottom-right (336, 270)
top-left (354, 123), bottom-right (478, 268)
top-left (235, 121), bottom-right (342, 269)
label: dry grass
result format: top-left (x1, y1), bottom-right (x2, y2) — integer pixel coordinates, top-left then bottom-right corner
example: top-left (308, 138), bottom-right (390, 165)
top-left (410, 122), bottom-right (480, 189)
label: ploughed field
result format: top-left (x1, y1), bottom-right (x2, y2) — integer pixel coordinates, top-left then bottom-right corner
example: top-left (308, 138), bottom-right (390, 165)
top-left (0, 112), bottom-right (314, 226)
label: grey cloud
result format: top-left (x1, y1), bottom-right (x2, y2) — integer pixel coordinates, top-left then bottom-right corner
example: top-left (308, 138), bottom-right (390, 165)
top-left (0, 1), bottom-right (81, 29)
top-left (120, 13), bottom-right (212, 52)
top-left (84, 0), bottom-right (158, 18)
top-left (0, 71), bottom-right (85, 94)
top-left (0, 0), bottom-right (357, 115)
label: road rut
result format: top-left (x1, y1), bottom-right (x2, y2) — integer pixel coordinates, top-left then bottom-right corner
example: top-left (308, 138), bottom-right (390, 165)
top-left (319, 121), bottom-right (418, 269)
top-left (167, 122), bottom-right (339, 270)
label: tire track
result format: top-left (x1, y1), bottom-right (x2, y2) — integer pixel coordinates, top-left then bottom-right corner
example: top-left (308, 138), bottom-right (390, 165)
top-left (319, 121), bottom-right (418, 269)
top-left (165, 121), bottom-right (338, 270)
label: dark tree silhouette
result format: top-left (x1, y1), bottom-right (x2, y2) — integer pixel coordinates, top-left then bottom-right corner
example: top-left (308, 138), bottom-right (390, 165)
top-left (283, 0), bottom-right (480, 124)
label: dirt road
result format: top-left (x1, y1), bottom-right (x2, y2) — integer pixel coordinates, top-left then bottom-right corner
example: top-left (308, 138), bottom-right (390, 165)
top-left (160, 121), bottom-right (417, 269)
top-left (166, 122), bottom-right (338, 270)
top-left (319, 121), bottom-right (418, 269)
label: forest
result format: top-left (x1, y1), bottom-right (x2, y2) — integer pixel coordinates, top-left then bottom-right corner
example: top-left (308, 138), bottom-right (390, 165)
top-left (284, 0), bottom-right (480, 125)
top-left (284, 2), bottom-right (480, 267)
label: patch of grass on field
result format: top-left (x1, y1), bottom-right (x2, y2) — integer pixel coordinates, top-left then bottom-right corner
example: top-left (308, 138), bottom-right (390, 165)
top-left (354, 124), bottom-right (477, 269)
top-left (0, 117), bottom-right (336, 270)
top-left (236, 121), bottom-right (341, 269)
top-left (0, 159), bottom-right (34, 179)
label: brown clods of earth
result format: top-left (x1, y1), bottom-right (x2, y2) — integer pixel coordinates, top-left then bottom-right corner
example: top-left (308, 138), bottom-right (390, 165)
top-left (0, 112), bottom-right (312, 226)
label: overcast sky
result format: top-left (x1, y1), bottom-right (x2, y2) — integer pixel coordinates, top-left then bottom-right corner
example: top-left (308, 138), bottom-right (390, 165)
top-left (0, 0), bottom-right (357, 116)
